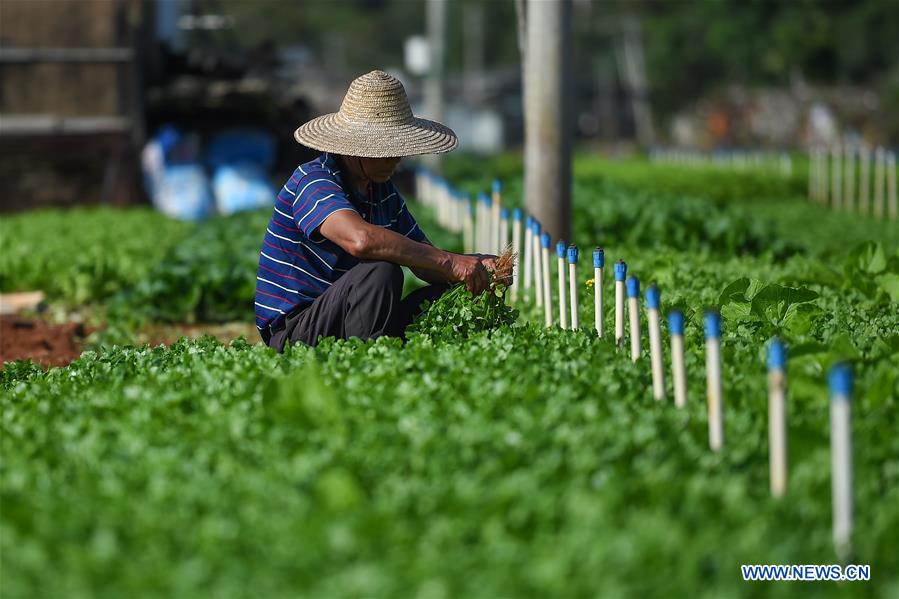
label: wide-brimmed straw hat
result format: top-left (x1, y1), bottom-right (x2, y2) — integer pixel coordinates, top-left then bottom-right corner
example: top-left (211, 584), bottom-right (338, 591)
top-left (294, 70), bottom-right (458, 158)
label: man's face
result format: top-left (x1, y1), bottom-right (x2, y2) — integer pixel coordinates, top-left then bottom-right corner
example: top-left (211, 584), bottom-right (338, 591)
top-left (361, 157), bottom-right (401, 183)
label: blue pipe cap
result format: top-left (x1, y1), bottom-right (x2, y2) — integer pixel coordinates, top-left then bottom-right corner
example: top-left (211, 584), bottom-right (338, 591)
top-left (614, 260), bottom-right (627, 281)
top-left (668, 310), bottom-right (684, 335)
top-left (500, 207), bottom-right (509, 219)
top-left (492, 180), bottom-right (502, 194)
top-left (556, 240), bottom-right (567, 258)
top-left (828, 363), bottom-right (853, 398)
top-left (478, 192), bottom-right (490, 205)
top-left (513, 208), bottom-right (523, 221)
top-left (540, 232), bottom-right (551, 248)
top-left (704, 311), bottom-right (722, 339)
top-left (525, 215), bottom-right (533, 227)
top-left (567, 244), bottom-right (579, 264)
top-left (593, 247), bottom-right (604, 268)
top-left (626, 276), bottom-right (640, 298)
top-left (767, 338), bottom-right (787, 370)
top-left (533, 220), bottom-right (542, 235)
top-left (645, 284), bottom-right (661, 309)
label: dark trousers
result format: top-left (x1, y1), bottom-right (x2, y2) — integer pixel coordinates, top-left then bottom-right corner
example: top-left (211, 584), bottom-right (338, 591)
top-left (267, 261), bottom-right (449, 351)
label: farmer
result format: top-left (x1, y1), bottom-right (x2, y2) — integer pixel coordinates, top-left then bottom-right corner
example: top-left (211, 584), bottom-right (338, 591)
top-left (255, 70), bottom-right (497, 350)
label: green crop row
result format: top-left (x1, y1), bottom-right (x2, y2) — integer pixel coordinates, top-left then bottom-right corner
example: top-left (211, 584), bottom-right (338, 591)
top-left (0, 208), bottom-right (190, 306)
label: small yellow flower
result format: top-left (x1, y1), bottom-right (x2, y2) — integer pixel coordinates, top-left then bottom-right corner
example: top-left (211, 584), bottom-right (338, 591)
top-left (585, 278), bottom-right (595, 288)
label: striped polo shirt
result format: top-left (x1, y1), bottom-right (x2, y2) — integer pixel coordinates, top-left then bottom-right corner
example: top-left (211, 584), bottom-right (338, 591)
top-left (254, 152), bottom-right (428, 342)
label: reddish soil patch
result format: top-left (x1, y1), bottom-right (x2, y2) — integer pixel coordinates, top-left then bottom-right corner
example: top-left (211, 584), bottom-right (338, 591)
top-left (1, 316), bottom-right (90, 369)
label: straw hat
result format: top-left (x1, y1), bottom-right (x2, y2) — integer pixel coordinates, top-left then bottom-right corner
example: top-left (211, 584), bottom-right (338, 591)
top-left (294, 70), bottom-right (458, 158)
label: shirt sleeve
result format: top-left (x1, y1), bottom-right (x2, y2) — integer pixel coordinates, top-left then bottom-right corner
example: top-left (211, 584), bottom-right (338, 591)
top-left (393, 193), bottom-right (430, 244)
top-left (291, 176), bottom-right (357, 239)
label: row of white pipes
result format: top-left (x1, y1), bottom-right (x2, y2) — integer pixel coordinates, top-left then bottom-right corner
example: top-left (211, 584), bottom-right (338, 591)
top-left (415, 167), bottom-right (856, 560)
top-left (414, 172), bottom-right (509, 255)
top-left (649, 148), bottom-right (794, 177)
top-left (808, 143), bottom-right (898, 220)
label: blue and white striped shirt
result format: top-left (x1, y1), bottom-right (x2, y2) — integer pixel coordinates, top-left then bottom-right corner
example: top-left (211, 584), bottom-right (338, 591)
top-left (254, 153), bottom-right (427, 341)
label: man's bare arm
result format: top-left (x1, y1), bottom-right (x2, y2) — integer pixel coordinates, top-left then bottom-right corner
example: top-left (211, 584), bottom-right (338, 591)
top-left (319, 210), bottom-right (493, 293)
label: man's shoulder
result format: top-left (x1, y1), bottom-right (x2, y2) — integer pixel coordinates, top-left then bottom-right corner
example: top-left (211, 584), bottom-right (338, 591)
top-left (289, 154), bottom-right (344, 196)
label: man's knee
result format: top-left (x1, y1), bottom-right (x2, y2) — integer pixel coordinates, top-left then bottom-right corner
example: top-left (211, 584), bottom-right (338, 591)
top-left (358, 261), bottom-right (403, 290)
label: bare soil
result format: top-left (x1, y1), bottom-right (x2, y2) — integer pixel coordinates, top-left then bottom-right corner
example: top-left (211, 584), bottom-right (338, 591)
top-left (1, 317), bottom-right (259, 370)
top-left (1, 316), bottom-right (90, 368)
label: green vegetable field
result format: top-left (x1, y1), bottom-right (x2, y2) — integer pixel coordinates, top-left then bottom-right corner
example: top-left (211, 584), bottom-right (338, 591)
top-left (2, 156), bottom-right (897, 598)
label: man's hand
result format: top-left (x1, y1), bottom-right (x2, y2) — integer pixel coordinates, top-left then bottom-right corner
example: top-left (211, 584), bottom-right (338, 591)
top-left (450, 254), bottom-right (495, 295)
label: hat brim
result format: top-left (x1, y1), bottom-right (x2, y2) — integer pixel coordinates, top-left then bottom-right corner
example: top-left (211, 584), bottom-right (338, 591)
top-left (294, 112), bottom-right (458, 158)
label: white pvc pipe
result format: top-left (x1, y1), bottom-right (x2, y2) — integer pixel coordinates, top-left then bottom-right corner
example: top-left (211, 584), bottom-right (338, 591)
top-left (542, 240), bottom-right (553, 328)
top-left (557, 250), bottom-right (568, 330)
top-left (705, 312), bottom-right (724, 451)
top-left (829, 363), bottom-right (853, 561)
top-left (533, 224), bottom-right (543, 308)
top-left (874, 147), bottom-right (885, 218)
top-left (511, 211), bottom-right (522, 302)
top-left (568, 259), bottom-right (579, 330)
top-left (859, 145), bottom-right (870, 215)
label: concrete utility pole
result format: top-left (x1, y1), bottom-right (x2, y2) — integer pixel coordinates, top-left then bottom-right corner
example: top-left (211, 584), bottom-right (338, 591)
top-left (523, 0), bottom-right (573, 242)
top-left (423, 0), bottom-right (448, 170)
